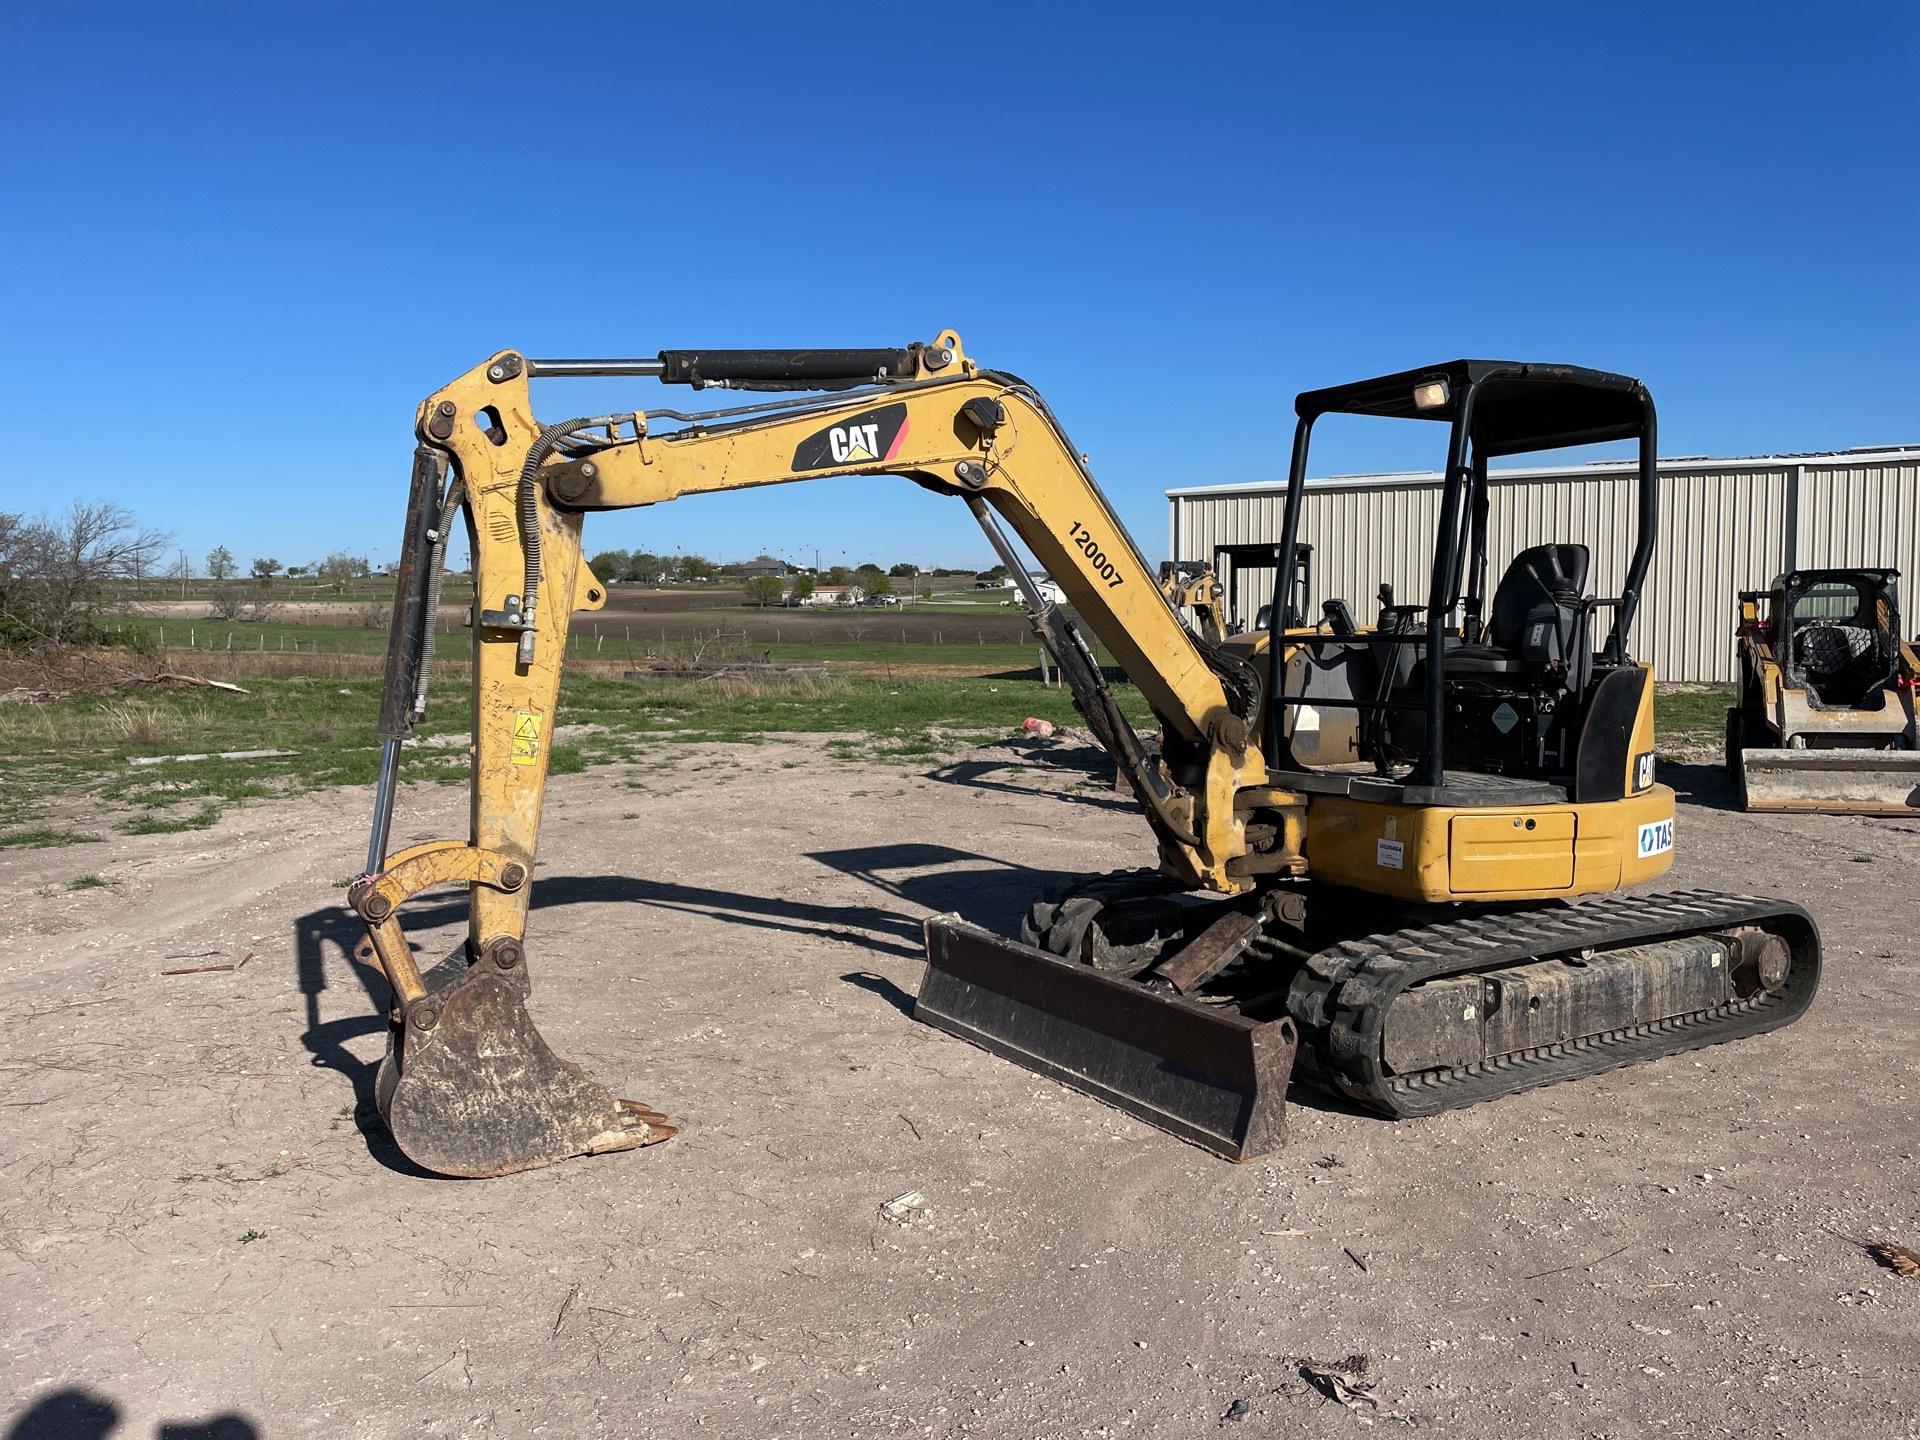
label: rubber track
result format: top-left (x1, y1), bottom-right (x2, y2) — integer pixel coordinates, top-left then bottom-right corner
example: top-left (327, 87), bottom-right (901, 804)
top-left (1285, 889), bottom-right (1822, 1117)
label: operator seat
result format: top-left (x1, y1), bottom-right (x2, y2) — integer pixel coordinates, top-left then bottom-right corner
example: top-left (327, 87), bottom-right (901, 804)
top-left (1446, 544), bottom-right (1592, 691)
top-left (1792, 621), bottom-right (1886, 707)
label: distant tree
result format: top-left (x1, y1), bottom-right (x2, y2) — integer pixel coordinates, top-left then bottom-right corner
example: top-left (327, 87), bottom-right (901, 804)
top-left (976, 564), bottom-right (1008, 584)
top-left (250, 557), bottom-right (283, 580)
top-left (858, 567), bottom-right (893, 598)
top-left (316, 551), bottom-right (371, 592)
top-left (742, 575), bottom-right (786, 607)
top-left (627, 551), bottom-right (666, 583)
top-left (888, 562), bottom-right (917, 577)
top-left (0, 501), bottom-right (172, 646)
top-left (285, 565), bottom-right (309, 579)
top-left (789, 573), bottom-right (814, 602)
top-left (825, 564), bottom-right (854, 586)
top-left (206, 545), bottom-right (236, 581)
top-left (588, 549), bottom-right (629, 579)
top-left (209, 579), bottom-right (282, 623)
top-left (678, 553), bottom-right (716, 581)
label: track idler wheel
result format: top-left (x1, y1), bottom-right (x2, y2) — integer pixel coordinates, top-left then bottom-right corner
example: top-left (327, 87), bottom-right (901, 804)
top-left (377, 944), bottom-right (673, 1178)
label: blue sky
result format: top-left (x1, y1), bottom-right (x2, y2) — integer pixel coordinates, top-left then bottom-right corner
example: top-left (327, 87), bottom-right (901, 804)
top-left (3, 4), bottom-right (1913, 574)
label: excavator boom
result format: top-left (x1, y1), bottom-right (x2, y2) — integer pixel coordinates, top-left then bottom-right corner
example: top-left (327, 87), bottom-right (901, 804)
top-left (352, 333), bottom-right (1291, 1175)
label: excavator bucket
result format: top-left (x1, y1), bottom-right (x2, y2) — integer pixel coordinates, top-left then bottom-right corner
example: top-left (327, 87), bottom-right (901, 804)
top-left (1738, 747), bottom-right (1920, 814)
top-left (370, 947), bottom-right (674, 1178)
top-left (916, 917), bottom-right (1296, 1161)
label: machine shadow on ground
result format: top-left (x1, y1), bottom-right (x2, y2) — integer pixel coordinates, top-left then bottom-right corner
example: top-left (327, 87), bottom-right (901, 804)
top-left (290, 844), bottom-right (1067, 1170)
top-left (921, 737), bottom-right (1134, 815)
top-left (5, 1387), bottom-right (259, 1440)
top-left (1658, 759), bottom-right (1742, 812)
top-left (806, 841), bottom-right (1078, 935)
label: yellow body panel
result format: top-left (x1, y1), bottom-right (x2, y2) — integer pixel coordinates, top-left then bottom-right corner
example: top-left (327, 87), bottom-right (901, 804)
top-left (1450, 809), bottom-right (1577, 892)
top-left (1304, 784), bottom-right (1676, 902)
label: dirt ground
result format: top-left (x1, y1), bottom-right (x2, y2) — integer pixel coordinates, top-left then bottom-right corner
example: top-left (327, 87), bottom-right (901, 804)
top-left (2, 738), bottom-right (1917, 1438)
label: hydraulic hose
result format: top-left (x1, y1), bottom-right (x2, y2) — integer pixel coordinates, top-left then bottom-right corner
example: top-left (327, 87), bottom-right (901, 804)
top-left (515, 416), bottom-right (626, 665)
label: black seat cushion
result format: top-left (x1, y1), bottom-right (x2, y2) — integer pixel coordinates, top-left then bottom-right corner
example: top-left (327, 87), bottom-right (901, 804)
top-left (1489, 544), bottom-right (1590, 650)
top-left (1442, 544), bottom-right (1591, 684)
top-left (1445, 645), bottom-right (1524, 675)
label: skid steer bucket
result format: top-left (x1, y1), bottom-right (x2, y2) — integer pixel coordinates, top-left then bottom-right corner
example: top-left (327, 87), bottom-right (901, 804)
top-left (372, 947), bottom-right (675, 1178)
top-left (1738, 747), bottom-right (1920, 814)
top-left (916, 917), bottom-right (1296, 1161)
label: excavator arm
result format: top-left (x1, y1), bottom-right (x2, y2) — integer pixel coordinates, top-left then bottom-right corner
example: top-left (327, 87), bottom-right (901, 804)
top-left (351, 331), bottom-right (1292, 1175)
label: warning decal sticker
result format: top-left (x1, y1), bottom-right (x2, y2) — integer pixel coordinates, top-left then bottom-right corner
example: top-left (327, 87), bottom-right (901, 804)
top-left (510, 710), bottom-right (542, 766)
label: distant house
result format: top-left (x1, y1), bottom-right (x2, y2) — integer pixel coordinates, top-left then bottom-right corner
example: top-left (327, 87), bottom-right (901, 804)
top-left (1014, 579), bottom-right (1067, 605)
top-left (739, 558), bottom-right (788, 578)
top-left (801, 585), bottom-right (864, 607)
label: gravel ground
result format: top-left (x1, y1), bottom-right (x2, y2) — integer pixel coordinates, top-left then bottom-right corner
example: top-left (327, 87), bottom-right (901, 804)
top-left (2, 737), bottom-right (1916, 1438)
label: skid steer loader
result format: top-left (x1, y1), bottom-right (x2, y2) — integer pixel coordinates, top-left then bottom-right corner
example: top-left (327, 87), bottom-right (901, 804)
top-left (1726, 568), bottom-right (1920, 812)
top-left (351, 339), bottom-right (1819, 1177)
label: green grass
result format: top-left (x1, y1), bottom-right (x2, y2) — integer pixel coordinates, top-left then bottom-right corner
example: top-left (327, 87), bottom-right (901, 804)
top-left (114, 618), bottom-right (441, 658)
top-left (553, 672), bottom-right (1149, 755)
top-left (3, 660), bottom-right (1130, 828)
top-left (121, 804), bottom-right (222, 835)
top-left (68, 874), bottom-right (106, 890)
top-left (0, 827), bottom-right (102, 849)
top-left (1654, 685), bottom-right (1735, 745)
top-left (106, 622), bottom-right (1073, 673)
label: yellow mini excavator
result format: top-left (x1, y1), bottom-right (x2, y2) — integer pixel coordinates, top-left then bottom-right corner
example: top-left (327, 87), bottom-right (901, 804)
top-left (352, 338), bottom-right (1820, 1176)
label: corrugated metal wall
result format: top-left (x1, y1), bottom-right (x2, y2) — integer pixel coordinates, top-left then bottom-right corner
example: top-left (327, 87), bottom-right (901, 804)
top-left (1800, 459), bottom-right (1920, 612)
top-left (1171, 452), bottom-right (1916, 683)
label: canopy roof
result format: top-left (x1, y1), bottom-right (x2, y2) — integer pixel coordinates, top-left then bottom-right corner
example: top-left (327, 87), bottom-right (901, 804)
top-left (1295, 360), bottom-right (1649, 457)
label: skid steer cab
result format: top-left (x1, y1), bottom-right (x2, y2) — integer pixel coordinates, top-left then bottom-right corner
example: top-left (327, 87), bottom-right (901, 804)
top-left (1726, 567), bottom-right (1920, 813)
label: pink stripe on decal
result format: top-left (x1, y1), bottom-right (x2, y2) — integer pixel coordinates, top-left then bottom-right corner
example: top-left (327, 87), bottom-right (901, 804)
top-left (883, 416), bottom-right (911, 461)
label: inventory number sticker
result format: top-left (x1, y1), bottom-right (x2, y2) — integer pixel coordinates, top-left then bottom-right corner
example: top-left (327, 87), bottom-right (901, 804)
top-left (1637, 818), bottom-right (1673, 857)
top-left (1376, 838), bottom-right (1405, 870)
top-left (511, 709), bottom-right (542, 766)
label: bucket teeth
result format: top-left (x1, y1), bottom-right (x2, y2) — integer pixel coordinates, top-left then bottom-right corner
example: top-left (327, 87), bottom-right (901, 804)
top-left (377, 953), bottom-right (671, 1177)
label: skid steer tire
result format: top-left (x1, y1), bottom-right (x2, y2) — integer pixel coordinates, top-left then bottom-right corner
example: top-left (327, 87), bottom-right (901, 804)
top-left (1020, 869), bottom-right (1190, 976)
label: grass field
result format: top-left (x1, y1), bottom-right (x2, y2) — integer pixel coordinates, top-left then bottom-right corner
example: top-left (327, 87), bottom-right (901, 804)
top-left (107, 615), bottom-right (1057, 667)
top-left (1, 609), bottom-right (1738, 846)
top-left (0, 659), bottom-right (1150, 845)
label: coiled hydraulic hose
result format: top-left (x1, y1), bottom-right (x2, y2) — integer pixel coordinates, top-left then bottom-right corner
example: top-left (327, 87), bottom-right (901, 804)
top-left (515, 415), bottom-right (627, 665)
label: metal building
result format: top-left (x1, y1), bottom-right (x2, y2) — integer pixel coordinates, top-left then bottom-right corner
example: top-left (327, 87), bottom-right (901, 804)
top-left (1166, 446), bottom-right (1920, 683)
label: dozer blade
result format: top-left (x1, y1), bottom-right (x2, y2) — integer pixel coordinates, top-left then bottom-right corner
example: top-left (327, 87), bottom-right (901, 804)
top-left (1738, 747), bottom-right (1920, 814)
top-left (917, 916), bottom-right (1296, 1162)
top-left (378, 952), bottom-right (674, 1178)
